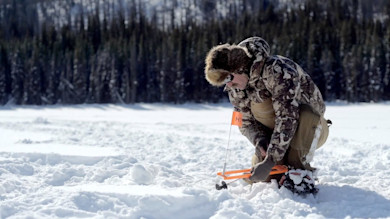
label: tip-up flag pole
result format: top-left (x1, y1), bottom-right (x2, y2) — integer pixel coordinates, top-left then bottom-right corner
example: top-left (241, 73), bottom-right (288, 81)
top-left (222, 111), bottom-right (243, 175)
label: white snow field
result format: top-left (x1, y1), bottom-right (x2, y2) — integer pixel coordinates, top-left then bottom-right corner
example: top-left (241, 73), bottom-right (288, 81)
top-left (1, 103), bottom-right (390, 219)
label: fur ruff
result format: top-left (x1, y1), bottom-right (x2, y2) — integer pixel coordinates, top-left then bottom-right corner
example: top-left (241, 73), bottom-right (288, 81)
top-left (204, 44), bottom-right (252, 87)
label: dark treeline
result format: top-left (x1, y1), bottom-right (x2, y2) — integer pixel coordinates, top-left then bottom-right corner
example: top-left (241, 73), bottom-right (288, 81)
top-left (0, 0), bottom-right (390, 105)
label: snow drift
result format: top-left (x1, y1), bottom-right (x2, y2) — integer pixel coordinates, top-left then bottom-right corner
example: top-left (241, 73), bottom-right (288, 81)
top-left (1, 103), bottom-right (390, 218)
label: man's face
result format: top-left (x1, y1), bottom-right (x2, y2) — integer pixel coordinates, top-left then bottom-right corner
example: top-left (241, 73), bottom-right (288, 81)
top-left (226, 73), bottom-right (249, 90)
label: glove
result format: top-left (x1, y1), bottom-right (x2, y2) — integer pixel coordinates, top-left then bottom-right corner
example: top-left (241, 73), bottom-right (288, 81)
top-left (249, 156), bottom-right (275, 182)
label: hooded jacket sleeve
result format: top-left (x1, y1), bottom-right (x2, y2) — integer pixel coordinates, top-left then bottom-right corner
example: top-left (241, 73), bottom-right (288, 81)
top-left (238, 110), bottom-right (271, 154)
top-left (264, 60), bottom-right (300, 162)
top-left (226, 89), bottom-right (271, 153)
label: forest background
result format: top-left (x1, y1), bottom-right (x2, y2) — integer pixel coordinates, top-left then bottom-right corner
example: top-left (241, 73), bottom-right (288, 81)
top-left (0, 0), bottom-right (389, 105)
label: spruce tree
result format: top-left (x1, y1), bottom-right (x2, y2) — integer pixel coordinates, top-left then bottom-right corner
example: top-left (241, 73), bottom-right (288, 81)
top-left (10, 51), bottom-right (25, 104)
top-left (0, 44), bottom-right (10, 104)
top-left (25, 40), bottom-right (43, 105)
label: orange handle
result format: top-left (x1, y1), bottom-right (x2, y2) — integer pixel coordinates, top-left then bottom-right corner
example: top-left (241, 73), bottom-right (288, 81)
top-left (218, 169), bottom-right (251, 175)
top-left (220, 173), bottom-right (252, 180)
top-left (270, 165), bottom-right (289, 175)
top-left (217, 165), bottom-right (288, 180)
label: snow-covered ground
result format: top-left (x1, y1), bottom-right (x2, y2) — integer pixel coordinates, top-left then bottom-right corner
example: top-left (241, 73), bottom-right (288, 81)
top-left (1, 102), bottom-right (390, 218)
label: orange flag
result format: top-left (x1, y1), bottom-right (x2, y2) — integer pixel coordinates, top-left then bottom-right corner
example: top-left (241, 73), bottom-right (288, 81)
top-left (231, 111), bottom-right (243, 127)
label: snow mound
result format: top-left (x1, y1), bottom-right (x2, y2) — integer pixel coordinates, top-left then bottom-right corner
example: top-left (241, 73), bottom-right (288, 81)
top-left (130, 164), bottom-right (154, 185)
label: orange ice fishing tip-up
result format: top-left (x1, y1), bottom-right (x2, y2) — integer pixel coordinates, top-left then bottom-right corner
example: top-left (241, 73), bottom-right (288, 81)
top-left (217, 165), bottom-right (288, 180)
top-left (231, 111), bottom-right (243, 127)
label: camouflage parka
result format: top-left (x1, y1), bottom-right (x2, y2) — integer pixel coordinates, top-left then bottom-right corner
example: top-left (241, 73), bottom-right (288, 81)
top-left (225, 37), bottom-right (326, 162)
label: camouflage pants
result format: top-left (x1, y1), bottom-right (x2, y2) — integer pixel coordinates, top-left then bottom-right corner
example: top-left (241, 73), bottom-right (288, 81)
top-left (252, 105), bottom-right (329, 170)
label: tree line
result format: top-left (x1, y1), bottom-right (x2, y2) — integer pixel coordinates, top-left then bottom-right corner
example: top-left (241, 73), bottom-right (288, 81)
top-left (0, 0), bottom-right (389, 105)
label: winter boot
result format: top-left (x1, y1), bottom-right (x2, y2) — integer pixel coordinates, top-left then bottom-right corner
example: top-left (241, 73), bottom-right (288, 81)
top-left (279, 168), bottom-right (318, 195)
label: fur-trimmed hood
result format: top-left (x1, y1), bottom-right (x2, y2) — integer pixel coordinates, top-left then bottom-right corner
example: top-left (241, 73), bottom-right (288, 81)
top-left (238, 37), bottom-right (270, 63)
top-left (204, 44), bottom-right (253, 87)
top-left (204, 37), bottom-right (271, 87)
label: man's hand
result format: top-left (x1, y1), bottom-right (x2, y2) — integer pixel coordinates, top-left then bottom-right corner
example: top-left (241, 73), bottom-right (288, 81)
top-left (249, 156), bottom-right (275, 182)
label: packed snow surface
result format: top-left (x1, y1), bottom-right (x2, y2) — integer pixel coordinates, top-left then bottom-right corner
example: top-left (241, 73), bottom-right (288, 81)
top-left (1, 103), bottom-right (390, 218)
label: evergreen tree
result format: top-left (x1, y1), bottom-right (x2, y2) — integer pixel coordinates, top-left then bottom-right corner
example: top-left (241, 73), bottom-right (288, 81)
top-left (1, 0), bottom-right (390, 104)
top-left (383, 20), bottom-right (390, 99)
top-left (10, 51), bottom-right (25, 104)
top-left (0, 44), bottom-right (11, 104)
top-left (73, 40), bottom-right (89, 104)
top-left (25, 40), bottom-right (43, 105)
top-left (46, 54), bottom-right (61, 104)
top-left (307, 27), bottom-right (325, 96)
